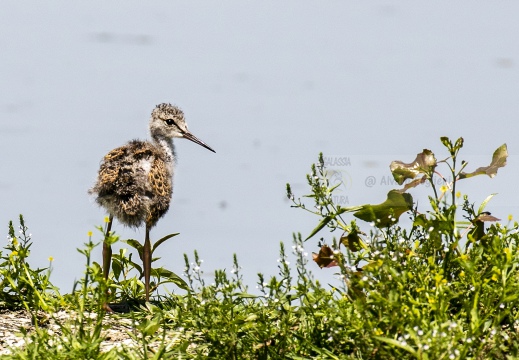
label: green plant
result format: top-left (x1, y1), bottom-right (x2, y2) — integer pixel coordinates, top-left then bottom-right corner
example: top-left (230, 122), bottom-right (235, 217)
top-left (8, 235), bottom-right (116, 359)
top-left (0, 215), bottom-right (57, 320)
top-left (4, 136), bottom-right (519, 359)
top-left (95, 221), bottom-right (189, 304)
top-left (286, 137), bottom-right (518, 358)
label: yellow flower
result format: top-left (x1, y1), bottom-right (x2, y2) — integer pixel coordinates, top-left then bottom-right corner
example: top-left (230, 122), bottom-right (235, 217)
top-left (459, 271), bottom-right (465, 278)
top-left (440, 185), bottom-right (449, 193)
top-left (104, 216), bottom-right (110, 223)
top-left (492, 273), bottom-right (499, 281)
top-left (374, 328), bottom-right (383, 336)
top-left (508, 214), bottom-right (513, 221)
top-left (460, 254), bottom-right (468, 261)
top-left (48, 256), bottom-right (54, 262)
top-left (455, 191), bottom-right (461, 198)
top-left (12, 237), bottom-right (18, 246)
top-left (434, 273), bottom-right (444, 286)
top-left (10, 251), bottom-right (18, 257)
top-left (87, 231), bottom-right (93, 237)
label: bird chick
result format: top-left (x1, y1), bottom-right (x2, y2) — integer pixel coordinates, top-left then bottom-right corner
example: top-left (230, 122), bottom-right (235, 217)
top-left (90, 103), bottom-right (215, 303)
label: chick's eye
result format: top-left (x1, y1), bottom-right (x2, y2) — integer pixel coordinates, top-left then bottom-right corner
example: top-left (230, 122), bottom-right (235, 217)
top-left (165, 119), bottom-right (175, 126)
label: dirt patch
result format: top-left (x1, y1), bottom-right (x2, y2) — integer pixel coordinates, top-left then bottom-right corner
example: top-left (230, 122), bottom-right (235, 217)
top-left (0, 308), bottom-right (139, 355)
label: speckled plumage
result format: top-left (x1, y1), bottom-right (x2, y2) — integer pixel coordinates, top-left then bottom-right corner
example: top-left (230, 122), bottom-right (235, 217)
top-left (89, 103), bottom-right (215, 304)
top-left (90, 139), bottom-right (173, 228)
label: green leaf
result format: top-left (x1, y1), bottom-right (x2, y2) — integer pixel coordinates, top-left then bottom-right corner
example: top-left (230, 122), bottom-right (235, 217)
top-left (233, 292), bottom-right (259, 299)
top-left (104, 233), bottom-right (119, 246)
top-left (454, 137), bottom-right (464, 150)
top-left (112, 259), bottom-right (122, 280)
top-left (152, 233), bottom-right (180, 254)
top-left (413, 214), bottom-right (427, 227)
top-left (390, 149), bottom-right (437, 185)
top-left (122, 239), bottom-right (143, 260)
top-left (123, 239), bottom-right (143, 252)
top-left (459, 143), bottom-right (508, 179)
top-left (151, 268), bottom-right (189, 290)
top-left (354, 190), bottom-right (413, 228)
top-left (440, 136), bottom-right (452, 149)
top-left (305, 215), bottom-right (333, 241)
top-left (503, 294), bottom-right (519, 302)
top-left (373, 336), bottom-right (418, 356)
top-left (141, 316), bottom-right (161, 336)
top-left (477, 193), bottom-right (497, 215)
top-left (340, 227), bottom-right (366, 252)
top-left (243, 314), bottom-right (258, 322)
top-left (127, 258), bottom-right (143, 275)
top-left (305, 206), bottom-right (362, 241)
top-left (336, 205), bottom-right (363, 215)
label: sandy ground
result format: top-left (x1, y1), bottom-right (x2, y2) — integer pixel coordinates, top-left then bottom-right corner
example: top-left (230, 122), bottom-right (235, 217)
top-left (0, 308), bottom-right (145, 355)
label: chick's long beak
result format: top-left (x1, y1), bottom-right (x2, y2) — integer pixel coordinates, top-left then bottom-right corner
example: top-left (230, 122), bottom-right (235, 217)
top-left (184, 132), bottom-right (216, 153)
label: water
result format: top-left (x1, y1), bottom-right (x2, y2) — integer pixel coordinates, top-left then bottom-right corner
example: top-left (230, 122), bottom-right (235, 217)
top-left (1, 2), bottom-right (518, 292)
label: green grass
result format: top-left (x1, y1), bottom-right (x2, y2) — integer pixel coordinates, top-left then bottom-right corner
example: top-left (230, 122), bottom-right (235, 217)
top-left (1, 137), bottom-right (518, 359)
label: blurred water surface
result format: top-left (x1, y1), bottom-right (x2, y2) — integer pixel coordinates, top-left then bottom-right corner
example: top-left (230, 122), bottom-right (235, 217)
top-left (1, 2), bottom-right (518, 292)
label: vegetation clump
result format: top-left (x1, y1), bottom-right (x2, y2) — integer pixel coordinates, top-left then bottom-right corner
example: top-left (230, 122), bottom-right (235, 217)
top-left (1, 137), bottom-right (518, 359)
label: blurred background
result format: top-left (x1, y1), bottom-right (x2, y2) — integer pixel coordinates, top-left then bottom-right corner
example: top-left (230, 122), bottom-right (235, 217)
top-left (1, 2), bottom-right (518, 292)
